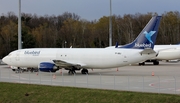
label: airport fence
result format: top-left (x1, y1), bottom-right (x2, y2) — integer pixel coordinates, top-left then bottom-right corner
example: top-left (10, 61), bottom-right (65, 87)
top-left (0, 68), bottom-right (180, 95)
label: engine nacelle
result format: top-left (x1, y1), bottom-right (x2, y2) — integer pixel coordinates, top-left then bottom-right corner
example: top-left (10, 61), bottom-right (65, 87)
top-left (39, 62), bottom-right (58, 72)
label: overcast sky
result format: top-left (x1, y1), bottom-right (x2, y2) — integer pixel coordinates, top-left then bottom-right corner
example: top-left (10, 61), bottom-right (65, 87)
top-left (0, 0), bottom-right (180, 20)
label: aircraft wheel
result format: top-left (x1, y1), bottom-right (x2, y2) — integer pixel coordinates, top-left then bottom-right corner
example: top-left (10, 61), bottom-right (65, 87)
top-left (68, 70), bottom-right (72, 74)
top-left (81, 69), bottom-right (88, 74)
top-left (81, 70), bottom-right (84, 74)
top-left (85, 69), bottom-right (88, 74)
top-left (68, 70), bottom-right (76, 74)
top-left (153, 61), bottom-right (159, 65)
top-left (139, 62), bottom-right (145, 66)
top-left (73, 70), bottom-right (76, 74)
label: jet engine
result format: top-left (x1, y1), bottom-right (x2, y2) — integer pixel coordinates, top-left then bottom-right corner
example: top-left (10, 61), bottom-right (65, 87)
top-left (39, 62), bottom-right (59, 72)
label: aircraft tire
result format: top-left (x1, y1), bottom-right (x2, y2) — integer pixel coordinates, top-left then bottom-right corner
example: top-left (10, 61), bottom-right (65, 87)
top-left (68, 70), bottom-right (76, 74)
top-left (153, 61), bottom-right (159, 65)
top-left (139, 62), bottom-right (145, 66)
top-left (81, 69), bottom-right (88, 74)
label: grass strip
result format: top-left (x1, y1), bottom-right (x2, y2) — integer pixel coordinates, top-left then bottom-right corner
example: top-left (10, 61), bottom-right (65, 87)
top-left (0, 82), bottom-right (180, 103)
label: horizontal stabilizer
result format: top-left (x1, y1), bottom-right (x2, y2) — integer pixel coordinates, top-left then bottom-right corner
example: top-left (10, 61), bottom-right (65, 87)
top-left (140, 48), bottom-right (156, 54)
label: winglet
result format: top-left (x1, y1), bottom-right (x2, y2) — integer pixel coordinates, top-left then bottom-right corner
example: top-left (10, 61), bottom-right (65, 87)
top-left (115, 42), bottom-right (119, 48)
top-left (120, 16), bottom-right (162, 49)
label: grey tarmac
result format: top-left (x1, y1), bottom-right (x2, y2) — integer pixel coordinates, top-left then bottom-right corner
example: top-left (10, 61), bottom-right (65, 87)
top-left (0, 61), bottom-right (180, 94)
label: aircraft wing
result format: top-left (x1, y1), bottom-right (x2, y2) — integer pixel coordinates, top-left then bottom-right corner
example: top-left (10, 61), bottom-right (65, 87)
top-left (140, 48), bottom-right (156, 54)
top-left (53, 60), bottom-right (86, 68)
top-left (155, 47), bottom-right (177, 52)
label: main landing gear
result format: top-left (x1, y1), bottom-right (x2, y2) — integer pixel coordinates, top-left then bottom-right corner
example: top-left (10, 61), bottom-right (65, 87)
top-left (81, 69), bottom-right (88, 74)
top-left (153, 61), bottom-right (159, 65)
top-left (139, 60), bottom-right (159, 65)
top-left (139, 62), bottom-right (145, 66)
top-left (68, 68), bottom-right (88, 74)
top-left (68, 69), bottom-right (76, 74)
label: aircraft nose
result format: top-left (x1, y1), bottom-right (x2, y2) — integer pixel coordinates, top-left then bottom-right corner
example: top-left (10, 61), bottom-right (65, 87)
top-left (2, 56), bottom-right (8, 64)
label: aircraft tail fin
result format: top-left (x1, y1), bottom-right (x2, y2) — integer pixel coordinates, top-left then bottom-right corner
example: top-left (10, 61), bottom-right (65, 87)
top-left (120, 16), bottom-right (162, 49)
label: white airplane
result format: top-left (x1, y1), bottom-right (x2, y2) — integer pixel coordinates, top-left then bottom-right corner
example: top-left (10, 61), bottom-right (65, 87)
top-left (143, 45), bottom-right (180, 65)
top-left (2, 16), bottom-right (162, 74)
top-left (108, 44), bottom-right (180, 65)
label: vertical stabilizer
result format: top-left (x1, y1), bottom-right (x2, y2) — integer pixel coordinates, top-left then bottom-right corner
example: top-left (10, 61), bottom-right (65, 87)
top-left (120, 16), bottom-right (162, 49)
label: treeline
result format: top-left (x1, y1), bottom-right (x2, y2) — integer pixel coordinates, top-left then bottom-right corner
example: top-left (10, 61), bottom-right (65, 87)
top-left (0, 11), bottom-right (180, 58)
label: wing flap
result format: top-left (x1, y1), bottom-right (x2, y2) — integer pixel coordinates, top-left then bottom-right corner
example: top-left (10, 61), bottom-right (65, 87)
top-left (53, 60), bottom-right (86, 68)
